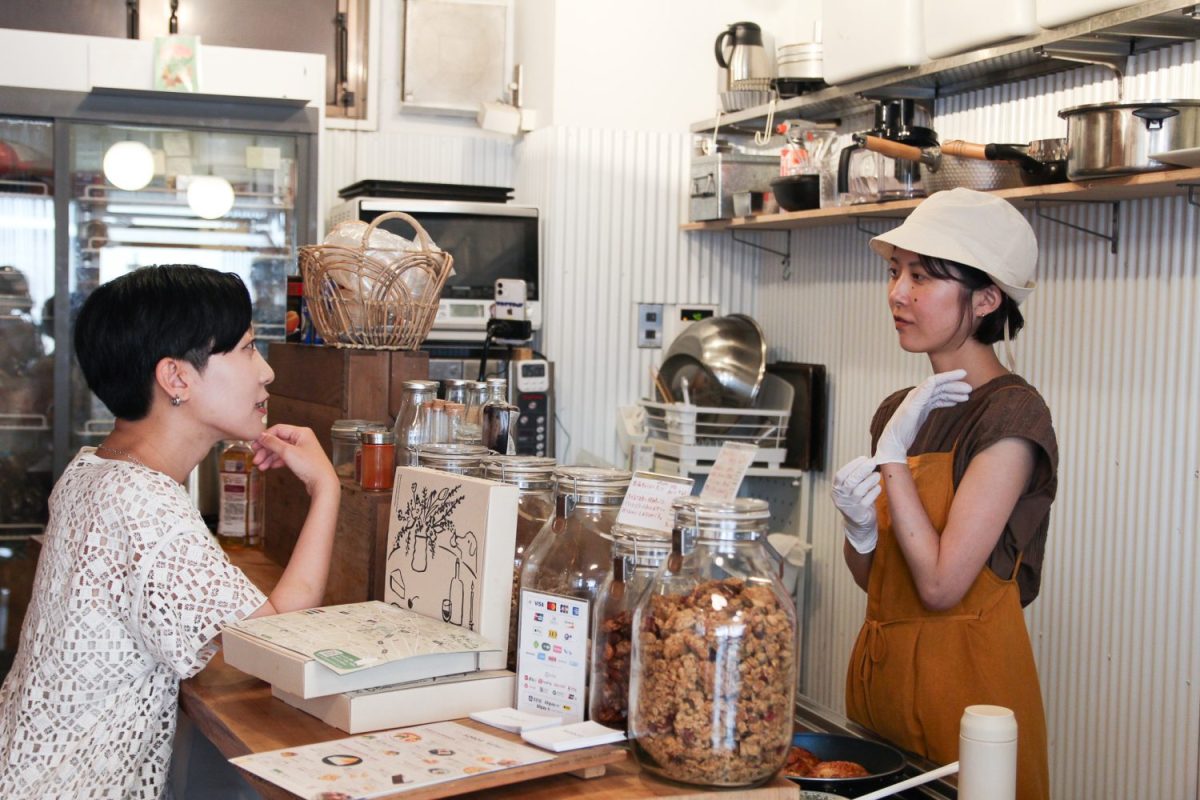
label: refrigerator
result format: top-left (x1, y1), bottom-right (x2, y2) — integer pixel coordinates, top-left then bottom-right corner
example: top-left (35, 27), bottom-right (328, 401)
top-left (0, 88), bottom-right (318, 671)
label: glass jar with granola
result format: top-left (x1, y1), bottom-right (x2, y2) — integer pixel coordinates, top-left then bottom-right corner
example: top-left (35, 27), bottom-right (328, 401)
top-left (629, 497), bottom-right (796, 788)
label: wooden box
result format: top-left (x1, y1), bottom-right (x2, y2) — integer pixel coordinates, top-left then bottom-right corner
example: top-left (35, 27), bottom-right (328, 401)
top-left (263, 343), bottom-right (428, 569)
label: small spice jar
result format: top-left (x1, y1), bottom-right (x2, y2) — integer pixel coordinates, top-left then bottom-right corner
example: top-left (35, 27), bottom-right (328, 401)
top-left (415, 442), bottom-right (489, 477)
top-left (589, 523), bottom-right (670, 730)
top-left (359, 426), bottom-right (396, 490)
top-left (629, 497), bottom-right (796, 788)
top-left (330, 419), bottom-right (372, 481)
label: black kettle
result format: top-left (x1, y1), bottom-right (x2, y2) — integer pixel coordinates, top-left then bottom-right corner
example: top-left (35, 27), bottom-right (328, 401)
top-left (715, 21), bottom-right (771, 87)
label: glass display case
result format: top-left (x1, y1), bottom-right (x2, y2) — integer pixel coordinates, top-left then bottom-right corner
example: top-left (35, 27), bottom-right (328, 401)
top-left (0, 88), bottom-right (317, 676)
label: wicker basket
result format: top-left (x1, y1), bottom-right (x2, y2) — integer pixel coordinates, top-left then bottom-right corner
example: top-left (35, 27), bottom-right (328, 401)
top-left (298, 211), bottom-right (454, 349)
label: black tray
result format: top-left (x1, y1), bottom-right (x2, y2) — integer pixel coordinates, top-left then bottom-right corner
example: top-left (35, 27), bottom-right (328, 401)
top-left (337, 179), bottom-right (513, 203)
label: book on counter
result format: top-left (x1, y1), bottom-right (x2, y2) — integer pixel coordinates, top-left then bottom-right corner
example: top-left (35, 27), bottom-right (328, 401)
top-left (273, 670), bottom-right (516, 734)
top-left (222, 601), bottom-right (501, 699)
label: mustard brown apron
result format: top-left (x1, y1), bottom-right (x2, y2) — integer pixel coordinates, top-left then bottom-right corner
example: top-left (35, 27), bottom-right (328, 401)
top-left (845, 448), bottom-right (1050, 800)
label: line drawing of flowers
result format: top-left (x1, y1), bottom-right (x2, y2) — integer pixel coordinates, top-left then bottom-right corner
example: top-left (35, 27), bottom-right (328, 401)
top-left (390, 482), bottom-right (465, 573)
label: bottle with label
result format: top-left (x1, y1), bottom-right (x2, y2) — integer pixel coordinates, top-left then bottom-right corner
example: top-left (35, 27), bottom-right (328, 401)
top-left (218, 440), bottom-right (263, 547)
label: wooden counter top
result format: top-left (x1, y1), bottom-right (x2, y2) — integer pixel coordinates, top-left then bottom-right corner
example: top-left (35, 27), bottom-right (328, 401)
top-left (183, 546), bottom-right (798, 799)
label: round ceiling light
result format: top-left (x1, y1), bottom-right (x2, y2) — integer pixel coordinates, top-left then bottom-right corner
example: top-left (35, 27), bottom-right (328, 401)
top-left (102, 141), bottom-right (155, 191)
top-left (186, 175), bottom-right (236, 219)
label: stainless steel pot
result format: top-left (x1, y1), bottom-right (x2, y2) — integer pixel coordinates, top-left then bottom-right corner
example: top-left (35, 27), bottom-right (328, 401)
top-left (1058, 99), bottom-right (1200, 180)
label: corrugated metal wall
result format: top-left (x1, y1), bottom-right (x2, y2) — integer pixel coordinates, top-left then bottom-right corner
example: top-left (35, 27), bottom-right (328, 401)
top-left (759, 41), bottom-right (1200, 800)
top-left (516, 127), bottom-right (764, 465)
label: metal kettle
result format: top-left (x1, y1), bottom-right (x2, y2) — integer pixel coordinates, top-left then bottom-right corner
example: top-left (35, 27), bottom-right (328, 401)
top-left (715, 21), bottom-right (771, 88)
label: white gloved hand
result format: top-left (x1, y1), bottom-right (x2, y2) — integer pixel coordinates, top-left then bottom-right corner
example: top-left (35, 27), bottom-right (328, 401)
top-left (873, 369), bottom-right (973, 466)
top-left (831, 455), bottom-right (882, 554)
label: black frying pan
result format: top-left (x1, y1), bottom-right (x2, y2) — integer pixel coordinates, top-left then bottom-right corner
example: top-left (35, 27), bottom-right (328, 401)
top-left (785, 732), bottom-right (907, 797)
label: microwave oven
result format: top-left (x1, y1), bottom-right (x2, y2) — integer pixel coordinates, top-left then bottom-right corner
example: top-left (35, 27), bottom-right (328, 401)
top-left (329, 197), bottom-right (541, 342)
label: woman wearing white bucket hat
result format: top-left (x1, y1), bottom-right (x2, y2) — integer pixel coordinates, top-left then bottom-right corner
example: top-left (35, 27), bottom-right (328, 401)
top-left (831, 189), bottom-right (1058, 800)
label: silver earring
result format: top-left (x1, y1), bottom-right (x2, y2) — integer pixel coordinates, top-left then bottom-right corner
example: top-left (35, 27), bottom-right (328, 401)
top-left (171, 396), bottom-right (182, 407)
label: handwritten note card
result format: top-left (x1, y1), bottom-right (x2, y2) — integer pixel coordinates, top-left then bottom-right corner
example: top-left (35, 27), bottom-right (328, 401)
top-left (615, 471), bottom-right (695, 533)
top-left (699, 442), bottom-right (759, 501)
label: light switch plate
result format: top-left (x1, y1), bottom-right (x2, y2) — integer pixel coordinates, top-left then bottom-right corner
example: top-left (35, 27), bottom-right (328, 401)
top-left (637, 303), bottom-right (664, 348)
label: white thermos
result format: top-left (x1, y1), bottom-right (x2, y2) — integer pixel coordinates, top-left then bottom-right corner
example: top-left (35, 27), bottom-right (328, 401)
top-left (958, 704), bottom-right (1017, 800)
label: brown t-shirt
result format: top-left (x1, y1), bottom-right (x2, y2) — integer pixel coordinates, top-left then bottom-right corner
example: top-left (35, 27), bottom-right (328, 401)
top-left (869, 374), bottom-right (1058, 606)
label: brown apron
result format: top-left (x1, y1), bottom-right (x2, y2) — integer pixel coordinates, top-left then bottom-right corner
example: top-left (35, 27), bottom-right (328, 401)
top-left (845, 448), bottom-right (1050, 800)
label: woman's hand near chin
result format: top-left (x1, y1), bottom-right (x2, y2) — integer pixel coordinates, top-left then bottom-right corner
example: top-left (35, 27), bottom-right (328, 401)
top-left (252, 424), bottom-right (339, 497)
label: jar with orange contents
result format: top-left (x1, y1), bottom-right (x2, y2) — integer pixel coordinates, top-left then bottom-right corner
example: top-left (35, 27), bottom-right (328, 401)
top-left (359, 426), bottom-right (396, 491)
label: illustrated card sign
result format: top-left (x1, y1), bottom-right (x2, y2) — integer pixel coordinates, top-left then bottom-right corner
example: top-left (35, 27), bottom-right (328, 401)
top-left (385, 467), bottom-right (518, 671)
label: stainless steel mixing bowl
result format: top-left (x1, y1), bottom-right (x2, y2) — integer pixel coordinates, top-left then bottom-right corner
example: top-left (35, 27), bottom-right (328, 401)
top-left (660, 313), bottom-right (767, 409)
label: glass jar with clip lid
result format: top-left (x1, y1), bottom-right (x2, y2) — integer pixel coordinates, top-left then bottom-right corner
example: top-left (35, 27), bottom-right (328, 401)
top-left (414, 442), bottom-right (490, 477)
top-left (484, 455), bottom-right (558, 671)
top-left (589, 522), bottom-right (670, 730)
top-left (628, 496), bottom-right (796, 788)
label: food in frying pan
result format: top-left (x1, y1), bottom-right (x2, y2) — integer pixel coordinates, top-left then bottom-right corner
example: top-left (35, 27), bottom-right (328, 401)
top-left (785, 746), bottom-right (869, 778)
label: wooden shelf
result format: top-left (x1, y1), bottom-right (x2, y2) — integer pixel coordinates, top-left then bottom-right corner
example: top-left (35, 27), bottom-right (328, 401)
top-left (680, 167), bottom-right (1200, 232)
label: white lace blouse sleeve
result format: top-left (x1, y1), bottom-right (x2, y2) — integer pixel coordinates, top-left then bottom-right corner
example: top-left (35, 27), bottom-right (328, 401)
top-left (132, 526), bottom-right (267, 679)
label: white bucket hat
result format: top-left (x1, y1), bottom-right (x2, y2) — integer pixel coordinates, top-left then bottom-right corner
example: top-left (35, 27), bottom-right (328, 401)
top-left (868, 188), bottom-right (1038, 305)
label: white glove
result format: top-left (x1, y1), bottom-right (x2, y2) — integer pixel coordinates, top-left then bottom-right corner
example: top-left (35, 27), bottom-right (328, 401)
top-left (832, 455), bottom-right (882, 554)
top-left (873, 369), bottom-right (972, 466)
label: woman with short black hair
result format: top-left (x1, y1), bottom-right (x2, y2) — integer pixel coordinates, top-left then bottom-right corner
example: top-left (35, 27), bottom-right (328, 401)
top-left (0, 264), bottom-right (340, 798)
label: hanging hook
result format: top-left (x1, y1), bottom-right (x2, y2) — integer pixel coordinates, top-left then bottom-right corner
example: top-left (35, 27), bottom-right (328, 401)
top-left (731, 230), bottom-right (791, 279)
top-left (169, 0), bottom-right (180, 34)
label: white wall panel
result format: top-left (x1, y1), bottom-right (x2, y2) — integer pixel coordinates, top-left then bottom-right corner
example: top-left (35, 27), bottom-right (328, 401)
top-left (759, 40), bottom-right (1200, 799)
top-left (516, 127), bottom-right (764, 466)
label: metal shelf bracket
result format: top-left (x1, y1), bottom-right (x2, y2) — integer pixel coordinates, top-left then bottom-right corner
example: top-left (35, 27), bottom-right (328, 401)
top-left (1028, 199), bottom-right (1121, 255)
top-left (1180, 183), bottom-right (1200, 209)
top-left (731, 230), bottom-right (792, 280)
top-left (853, 216), bottom-right (907, 239)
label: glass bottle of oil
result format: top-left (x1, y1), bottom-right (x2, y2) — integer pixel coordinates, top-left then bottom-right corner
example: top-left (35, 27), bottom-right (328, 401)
top-left (217, 440), bottom-right (263, 548)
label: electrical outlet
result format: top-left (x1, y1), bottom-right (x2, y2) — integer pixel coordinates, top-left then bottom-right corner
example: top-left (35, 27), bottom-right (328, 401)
top-left (637, 303), bottom-right (664, 348)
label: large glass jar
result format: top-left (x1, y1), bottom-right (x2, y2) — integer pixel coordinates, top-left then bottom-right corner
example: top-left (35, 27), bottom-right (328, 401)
top-left (629, 497), bottom-right (797, 788)
top-left (484, 455), bottom-right (557, 671)
top-left (518, 466), bottom-right (631, 606)
top-left (589, 523), bottom-right (669, 730)
top-left (414, 442), bottom-right (489, 476)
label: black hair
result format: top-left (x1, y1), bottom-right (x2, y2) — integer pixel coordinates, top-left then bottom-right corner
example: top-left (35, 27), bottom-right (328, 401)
top-left (73, 265), bottom-right (252, 421)
top-left (917, 254), bottom-right (1024, 346)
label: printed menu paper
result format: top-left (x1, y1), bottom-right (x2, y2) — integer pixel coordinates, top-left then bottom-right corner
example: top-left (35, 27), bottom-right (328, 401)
top-left (226, 602), bottom-right (496, 675)
top-left (230, 720), bottom-right (552, 799)
top-left (614, 471), bottom-right (694, 532)
top-left (515, 590), bottom-right (589, 724)
top-left (699, 442), bottom-right (759, 501)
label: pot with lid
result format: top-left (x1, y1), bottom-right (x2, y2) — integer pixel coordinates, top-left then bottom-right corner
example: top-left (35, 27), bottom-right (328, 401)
top-left (1058, 98), bottom-right (1200, 180)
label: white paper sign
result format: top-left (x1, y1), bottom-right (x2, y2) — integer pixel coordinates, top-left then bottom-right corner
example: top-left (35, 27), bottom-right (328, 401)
top-left (699, 442), bottom-right (759, 501)
top-left (614, 471), bottom-right (694, 533)
top-left (515, 590), bottom-right (589, 724)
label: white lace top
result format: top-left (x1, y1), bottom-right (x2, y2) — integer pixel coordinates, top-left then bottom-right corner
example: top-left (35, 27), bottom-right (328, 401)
top-left (0, 449), bottom-right (266, 799)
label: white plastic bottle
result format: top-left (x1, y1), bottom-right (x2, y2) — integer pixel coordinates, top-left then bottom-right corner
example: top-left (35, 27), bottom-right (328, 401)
top-left (958, 704), bottom-right (1017, 800)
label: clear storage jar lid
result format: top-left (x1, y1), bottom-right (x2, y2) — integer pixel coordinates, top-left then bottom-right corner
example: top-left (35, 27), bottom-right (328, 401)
top-left (484, 455), bottom-right (557, 489)
top-left (331, 418), bottom-right (373, 441)
top-left (672, 496), bottom-right (770, 541)
top-left (401, 379), bottom-right (439, 391)
top-left (416, 442), bottom-right (489, 474)
top-left (610, 522), bottom-right (671, 568)
top-left (554, 466), bottom-right (631, 506)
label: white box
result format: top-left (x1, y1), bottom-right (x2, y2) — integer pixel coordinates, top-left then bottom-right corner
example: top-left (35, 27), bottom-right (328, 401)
top-left (273, 670), bottom-right (516, 734)
top-left (924, 0), bottom-right (1038, 58)
top-left (223, 602), bottom-right (500, 699)
top-left (385, 467), bottom-right (519, 672)
top-left (1036, 0), bottom-right (1135, 28)
top-left (822, 0), bottom-right (926, 85)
